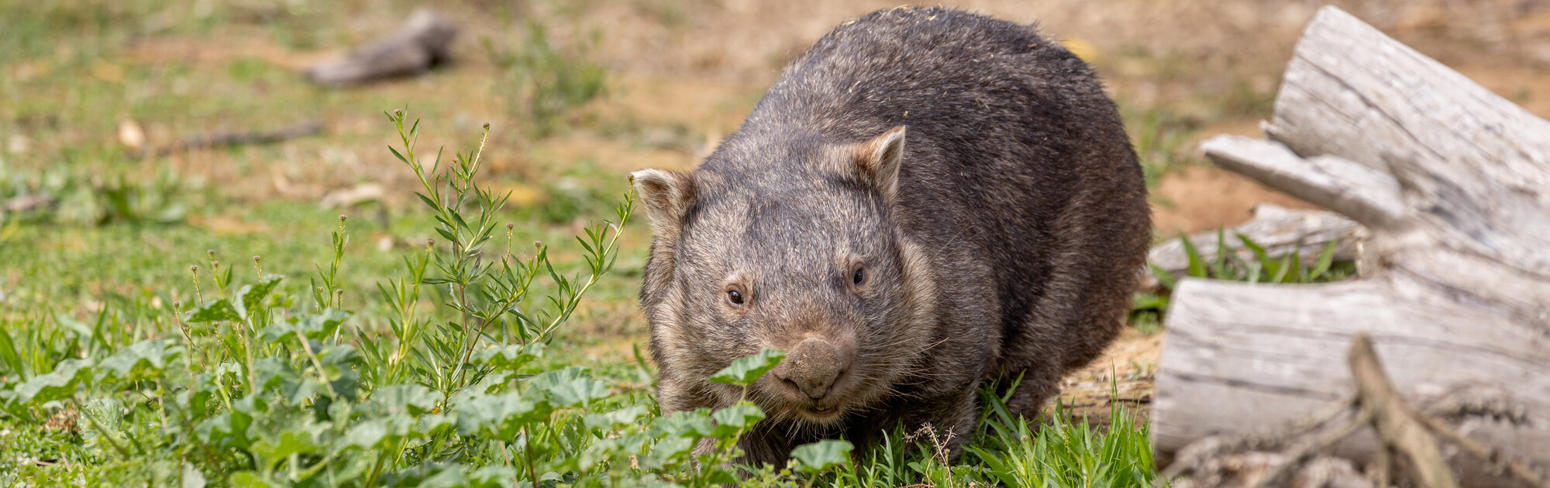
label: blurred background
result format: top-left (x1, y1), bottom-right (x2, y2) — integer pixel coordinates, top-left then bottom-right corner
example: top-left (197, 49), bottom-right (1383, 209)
top-left (2, 0), bottom-right (1549, 402)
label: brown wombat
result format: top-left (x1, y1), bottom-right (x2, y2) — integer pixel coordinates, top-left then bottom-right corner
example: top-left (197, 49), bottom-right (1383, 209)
top-left (630, 7), bottom-right (1150, 465)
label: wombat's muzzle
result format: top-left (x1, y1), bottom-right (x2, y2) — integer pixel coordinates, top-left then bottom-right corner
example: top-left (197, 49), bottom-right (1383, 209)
top-left (770, 336), bottom-right (854, 402)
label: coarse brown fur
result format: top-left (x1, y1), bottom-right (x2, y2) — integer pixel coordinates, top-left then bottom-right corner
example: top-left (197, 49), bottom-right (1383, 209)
top-left (631, 6), bottom-right (1150, 467)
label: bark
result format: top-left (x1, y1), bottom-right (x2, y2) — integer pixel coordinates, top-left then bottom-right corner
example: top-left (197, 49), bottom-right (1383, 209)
top-left (1151, 6), bottom-right (1550, 486)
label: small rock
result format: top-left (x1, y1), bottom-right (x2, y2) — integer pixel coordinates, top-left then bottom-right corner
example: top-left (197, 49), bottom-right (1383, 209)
top-left (6, 134), bottom-right (28, 154)
top-left (321, 183), bottom-right (385, 209)
top-left (118, 119), bottom-right (146, 150)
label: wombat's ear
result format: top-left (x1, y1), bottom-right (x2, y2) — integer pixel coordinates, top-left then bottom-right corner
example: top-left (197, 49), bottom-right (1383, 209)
top-left (630, 169), bottom-right (696, 239)
top-left (856, 126), bottom-right (906, 202)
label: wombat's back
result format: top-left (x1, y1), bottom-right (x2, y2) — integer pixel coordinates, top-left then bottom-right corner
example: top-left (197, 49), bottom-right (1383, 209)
top-left (721, 6), bottom-right (1150, 405)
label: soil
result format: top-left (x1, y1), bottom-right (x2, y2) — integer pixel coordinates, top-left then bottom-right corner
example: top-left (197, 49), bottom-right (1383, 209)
top-left (1050, 328), bottom-right (1162, 422)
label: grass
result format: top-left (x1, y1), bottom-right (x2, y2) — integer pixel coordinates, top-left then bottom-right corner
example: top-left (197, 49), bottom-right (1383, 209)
top-left (1124, 105), bottom-right (1202, 193)
top-left (0, 110), bottom-right (1157, 487)
top-left (0, 1), bottom-right (1336, 486)
top-left (482, 19), bottom-right (609, 137)
top-left (1129, 230), bottom-right (1359, 332)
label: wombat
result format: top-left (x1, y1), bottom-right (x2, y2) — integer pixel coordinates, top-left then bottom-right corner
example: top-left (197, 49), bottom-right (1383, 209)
top-left (630, 6), bottom-right (1150, 465)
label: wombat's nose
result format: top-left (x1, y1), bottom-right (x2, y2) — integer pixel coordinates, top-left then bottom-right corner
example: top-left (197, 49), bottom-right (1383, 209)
top-left (772, 337), bottom-right (852, 401)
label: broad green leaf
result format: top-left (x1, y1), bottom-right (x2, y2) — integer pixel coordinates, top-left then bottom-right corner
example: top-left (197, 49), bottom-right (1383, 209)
top-left (252, 357), bottom-right (300, 397)
top-left (403, 466), bottom-right (467, 488)
top-left (447, 366), bottom-right (510, 405)
top-left (417, 414), bottom-right (456, 438)
top-left (582, 405), bottom-right (649, 431)
top-left (531, 367), bottom-right (610, 407)
top-left (702, 468), bottom-right (739, 486)
top-left (181, 462), bottom-right (207, 488)
top-left (466, 467), bottom-right (519, 488)
top-left (642, 435), bottom-right (695, 469)
top-left (649, 409), bottom-right (715, 439)
top-left (454, 390), bottom-right (550, 438)
top-left (228, 472), bottom-right (277, 488)
top-left (251, 427), bottom-right (324, 468)
top-left (709, 349), bottom-right (785, 386)
top-left (54, 314), bottom-right (93, 342)
top-left (579, 437), bottom-right (621, 471)
top-left (292, 309), bottom-right (351, 342)
top-left (95, 339), bottom-right (182, 384)
top-left (12, 358), bottom-right (92, 405)
top-left (470, 343), bottom-right (544, 371)
top-left (176, 387), bottom-right (217, 419)
top-left (366, 383), bottom-right (441, 416)
top-left (232, 275), bottom-right (283, 320)
top-left (256, 323), bottom-right (294, 345)
top-left (710, 402), bottom-right (765, 438)
top-left (339, 421), bottom-right (387, 452)
top-left (404, 464), bottom-right (515, 488)
top-left (336, 416), bottom-right (414, 452)
top-left (316, 344), bottom-right (363, 401)
top-left (790, 439), bottom-right (853, 474)
top-left (196, 396), bottom-right (261, 449)
top-left (187, 299), bottom-right (242, 323)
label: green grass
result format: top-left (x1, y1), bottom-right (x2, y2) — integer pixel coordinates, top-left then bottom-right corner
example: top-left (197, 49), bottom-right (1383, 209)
top-left (482, 20), bottom-right (609, 137)
top-left (1129, 230), bottom-right (1359, 332)
top-left (1124, 105), bottom-right (1202, 193)
top-left (0, 1), bottom-right (1281, 486)
top-left (0, 110), bottom-right (1156, 487)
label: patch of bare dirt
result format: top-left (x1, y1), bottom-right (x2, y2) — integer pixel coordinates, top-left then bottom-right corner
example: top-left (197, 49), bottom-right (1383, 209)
top-left (1051, 328), bottom-right (1162, 423)
top-left (121, 32), bottom-right (328, 70)
top-left (189, 213), bottom-right (271, 235)
top-left (1152, 165), bottom-right (1317, 235)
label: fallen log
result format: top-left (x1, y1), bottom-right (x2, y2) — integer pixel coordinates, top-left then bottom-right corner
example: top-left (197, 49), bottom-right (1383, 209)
top-left (1151, 6), bottom-right (1550, 487)
top-left (1166, 335), bottom-right (1548, 488)
top-left (306, 8), bottom-right (458, 86)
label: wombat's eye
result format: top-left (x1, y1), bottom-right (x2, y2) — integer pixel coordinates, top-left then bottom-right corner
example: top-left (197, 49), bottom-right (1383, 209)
top-left (725, 286), bottom-right (746, 306)
top-left (852, 266), bottom-right (866, 286)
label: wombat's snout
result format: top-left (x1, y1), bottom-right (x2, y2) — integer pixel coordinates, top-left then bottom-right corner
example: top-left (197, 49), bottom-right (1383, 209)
top-left (771, 336), bottom-right (854, 402)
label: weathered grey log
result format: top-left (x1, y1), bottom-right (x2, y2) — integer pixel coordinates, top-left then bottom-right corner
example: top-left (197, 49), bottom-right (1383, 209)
top-left (1152, 6), bottom-right (1550, 487)
top-left (1143, 203), bottom-right (1364, 291)
top-left (306, 9), bottom-right (458, 86)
